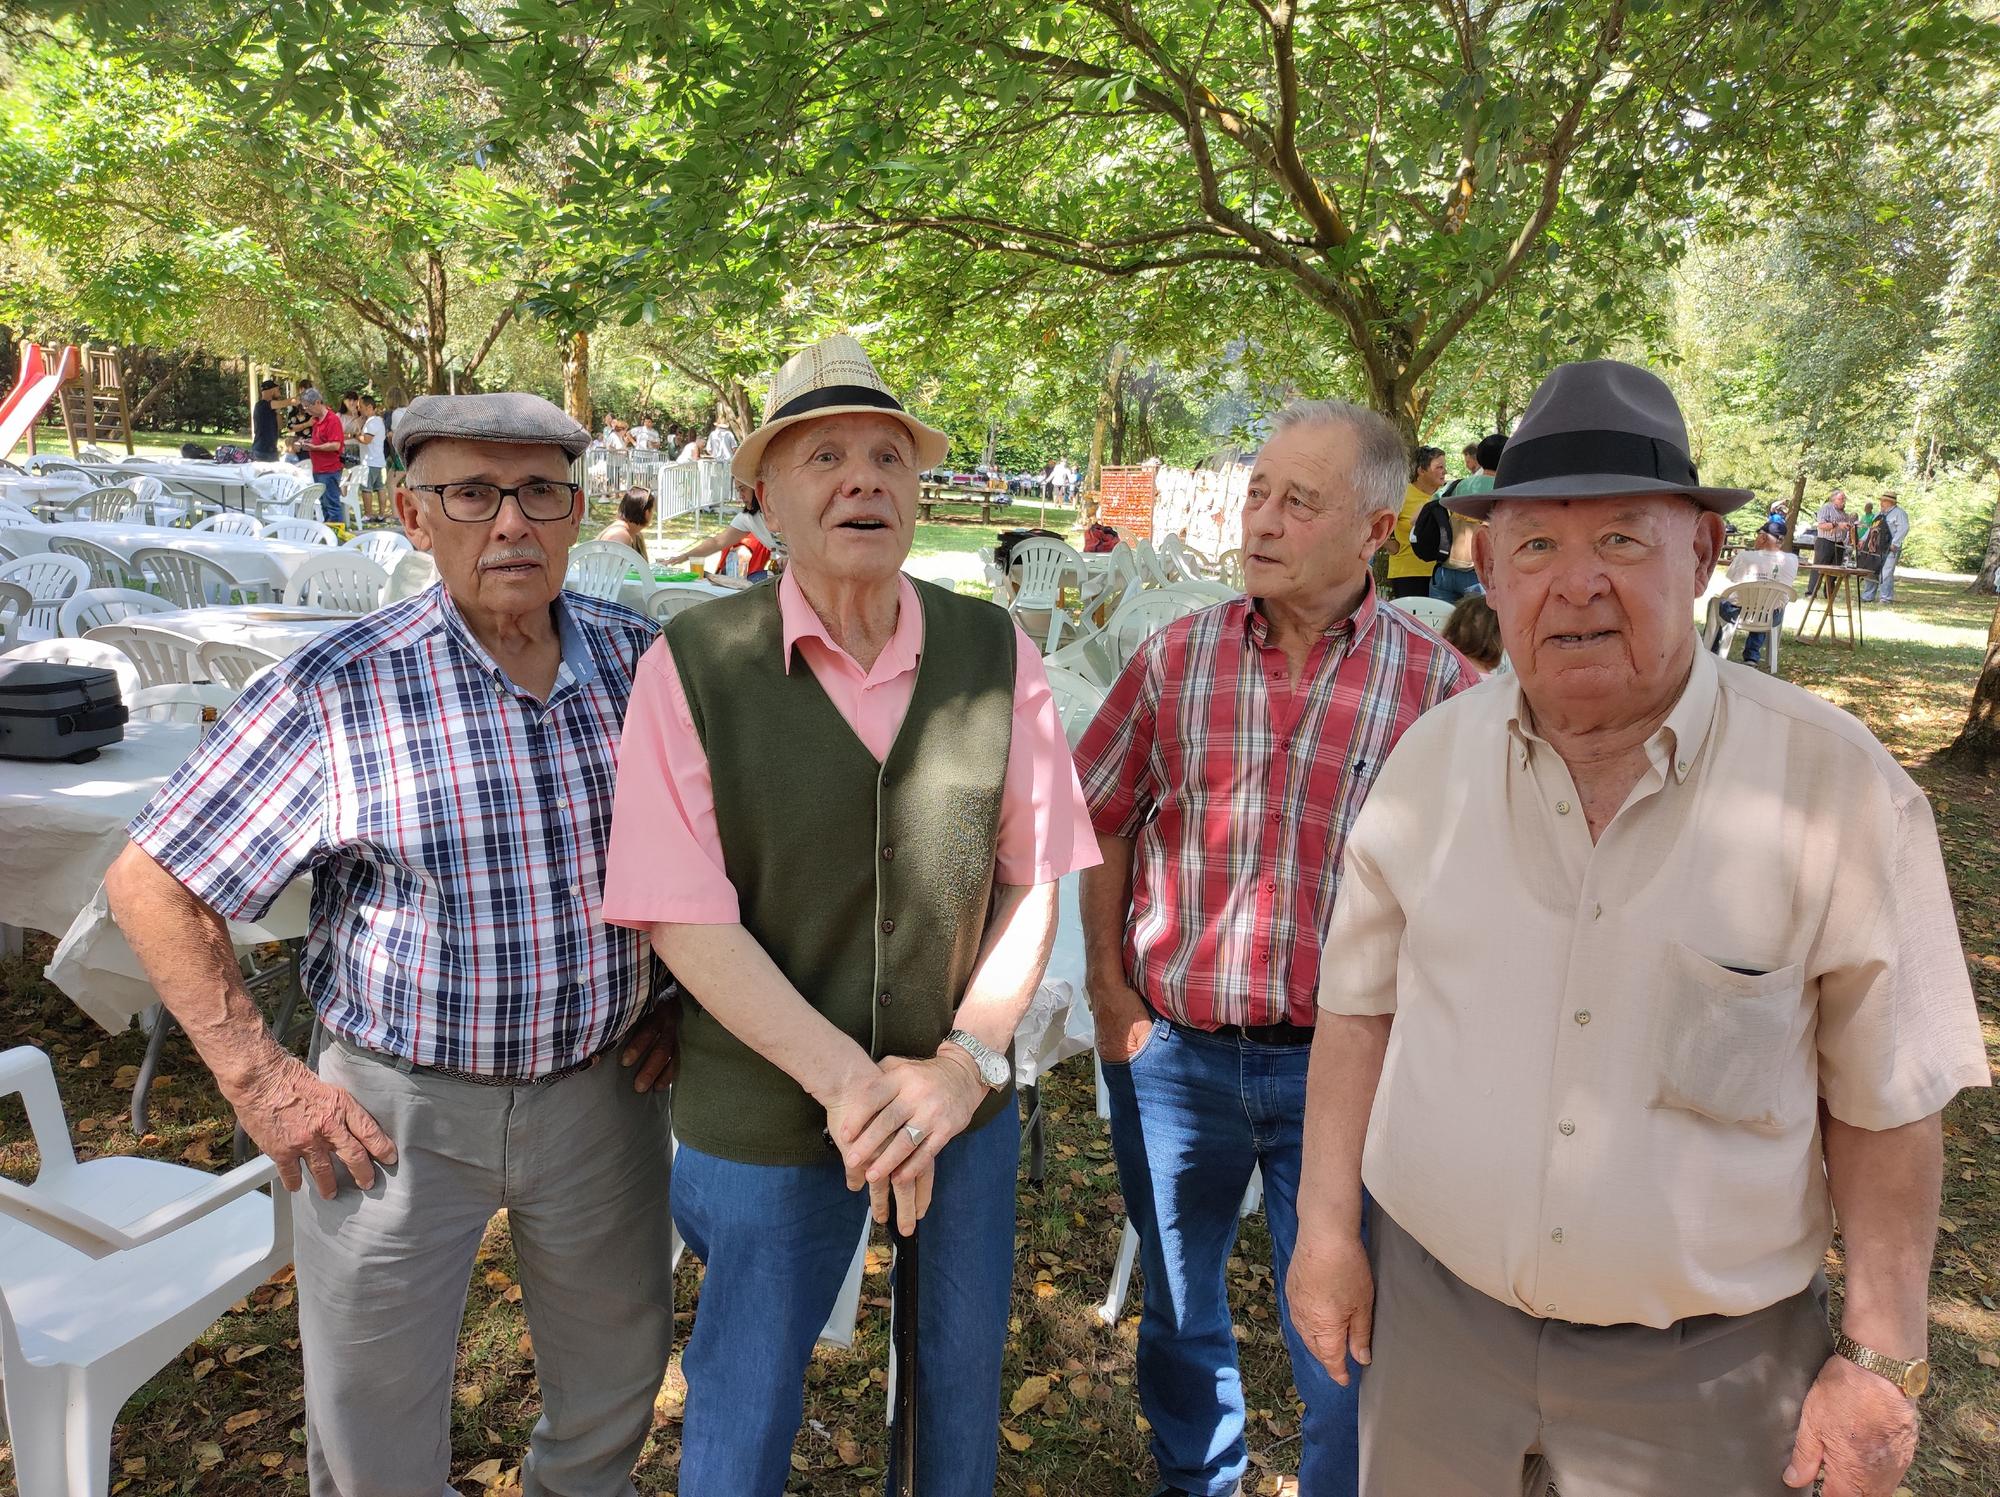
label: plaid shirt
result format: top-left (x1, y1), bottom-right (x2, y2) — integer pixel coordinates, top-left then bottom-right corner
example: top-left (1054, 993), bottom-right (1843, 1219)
top-left (129, 584), bottom-right (661, 1078)
top-left (1075, 586), bottom-right (1471, 1029)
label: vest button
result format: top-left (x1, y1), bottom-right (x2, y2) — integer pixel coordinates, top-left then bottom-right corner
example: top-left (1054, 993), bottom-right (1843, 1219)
top-left (881, 845), bottom-right (895, 861)
top-left (881, 918), bottom-right (895, 934)
top-left (878, 991), bottom-right (892, 1007)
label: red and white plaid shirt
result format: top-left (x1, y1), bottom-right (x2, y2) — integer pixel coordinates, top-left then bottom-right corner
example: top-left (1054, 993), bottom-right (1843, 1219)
top-left (1074, 586), bottom-right (1472, 1029)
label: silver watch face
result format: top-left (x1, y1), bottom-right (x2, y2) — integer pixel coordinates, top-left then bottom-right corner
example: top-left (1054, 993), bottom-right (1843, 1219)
top-left (954, 1033), bottom-right (1009, 1086)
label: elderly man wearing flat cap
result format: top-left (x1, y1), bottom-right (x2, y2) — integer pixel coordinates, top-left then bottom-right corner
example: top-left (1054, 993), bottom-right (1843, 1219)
top-left (1286, 360), bottom-right (1989, 1497)
top-left (106, 392), bottom-right (679, 1496)
top-left (602, 332), bottom-right (1098, 1495)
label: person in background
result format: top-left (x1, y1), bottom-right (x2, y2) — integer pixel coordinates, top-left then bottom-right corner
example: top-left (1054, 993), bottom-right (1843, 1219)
top-left (251, 378), bottom-right (284, 462)
top-left (1804, 490), bottom-right (1851, 598)
top-left (663, 495), bottom-right (778, 582)
top-left (1440, 592), bottom-right (1504, 675)
top-left (1860, 492), bottom-right (1910, 605)
top-left (355, 392), bottom-right (389, 524)
top-left (1076, 400), bottom-right (1472, 1497)
top-left (339, 390), bottom-right (364, 460)
top-left (294, 388), bottom-right (348, 523)
top-left (675, 430), bottom-right (704, 464)
top-left (603, 415), bottom-right (630, 496)
top-left (600, 487), bottom-right (655, 556)
top-left (1290, 359), bottom-right (1985, 1497)
top-left (632, 416), bottom-right (661, 452)
top-left (1714, 519), bottom-right (1800, 667)
top-left (1853, 499), bottom-right (1878, 550)
top-left (706, 417), bottom-right (740, 465)
top-left (1461, 442), bottom-right (1481, 476)
top-left (1430, 433), bottom-right (1503, 604)
top-left (1388, 446), bottom-right (1447, 599)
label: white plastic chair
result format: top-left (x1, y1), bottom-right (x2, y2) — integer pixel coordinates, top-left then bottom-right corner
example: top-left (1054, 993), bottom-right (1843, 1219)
top-left (342, 529), bottom-right (413, 570)
top-left (3, 638), bottom-right (141, 700)
top-left (58, 486), bottom-right (143, 523)
top-left (58, 587), bottom-right (174, 638)
top-left (1100, 589), bottom-right (1205, 671)
top-left (1159, 578), bottom-right (1238, 605)
top-left (128, 682), bottom-right (240, 723)
top-left (1043, 663), bottom-right (1106, 748)
top-left (0, 1046), bottom-right (291, 1497)
top-left (381, 549), bottom-right (439, 605)
top-left (0, 497), bottom-right (40, 525)
top-left (262, 516), bottom-right (337, 547)
top-left (1389, 595), bottom-right (1456, 629)
top-left (46, 535), bottom-right (144, 591)
top-left (1216, 548), bottom-right (1245, 588)
top-left (197, 639), bottom-right (283, 690)
top-left (283, 552), bottom-right (387, 612)
top-left (87, 622), bottom-right (205, 688)
top-left (0, 579), bottom-right (33, 649)
top-left (191, 511), bottom-right (265, 538)
top-left (1134, 535), bottom-right (1176, 586)
top-left (1704, 580), bottom-right (1792, 675)
top-left (566, 539), bottom-right (642, 601)
top-left (0, 552), bottom-right (91, 634)
top-left (1159, 533), bottom-right (1215, 580)
top-left (645, 585), bottom-right (713, 624)
top-left (1006, 537), bottom-right (1086, 652)
top-left (130, 547), bottom-right (267, 608)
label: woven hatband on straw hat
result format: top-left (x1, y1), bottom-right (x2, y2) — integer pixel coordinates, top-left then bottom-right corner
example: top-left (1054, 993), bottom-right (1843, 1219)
top-left (1445, 360), bottom-right (1755, 520)
top-left (730, 333), bottom-right (950, 486)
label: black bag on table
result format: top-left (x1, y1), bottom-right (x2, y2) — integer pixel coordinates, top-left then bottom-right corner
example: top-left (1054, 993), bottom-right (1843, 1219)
top-left (0, 660), bottom-right (128, 763)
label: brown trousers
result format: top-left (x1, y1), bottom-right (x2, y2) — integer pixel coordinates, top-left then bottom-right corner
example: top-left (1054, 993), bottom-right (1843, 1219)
top-left (1362, 1208), bottom-right (1832, 1497)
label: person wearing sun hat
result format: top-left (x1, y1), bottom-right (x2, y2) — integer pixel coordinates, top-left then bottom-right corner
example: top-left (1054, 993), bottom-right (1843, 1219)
top-left (1287, 359), bottom-right (1988, 1496)
top-left (601, 332), bottom-right (1100, 1494)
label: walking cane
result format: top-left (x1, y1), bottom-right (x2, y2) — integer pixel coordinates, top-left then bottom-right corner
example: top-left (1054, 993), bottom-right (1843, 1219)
top-left (891, 1220), bottom-right (920, 1497)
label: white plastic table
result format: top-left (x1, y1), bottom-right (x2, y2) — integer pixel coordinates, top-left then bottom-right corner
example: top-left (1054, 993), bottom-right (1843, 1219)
top-left (111, 460), bottom-right (300, 511)
top-left (1, 519), bottom-right (324, 594)
top-left (137, 604), bottom-right (358, 658)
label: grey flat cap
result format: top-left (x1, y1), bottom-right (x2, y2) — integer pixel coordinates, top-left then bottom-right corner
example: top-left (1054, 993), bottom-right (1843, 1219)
top-left (1445, 360), bottom-right (1755, 520)
top-left (393, 392), bottom-right (591, 462)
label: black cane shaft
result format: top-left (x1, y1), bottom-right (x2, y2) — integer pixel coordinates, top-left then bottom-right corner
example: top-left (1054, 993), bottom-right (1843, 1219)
top-left (891, 1224), bottom-right (920, 1497)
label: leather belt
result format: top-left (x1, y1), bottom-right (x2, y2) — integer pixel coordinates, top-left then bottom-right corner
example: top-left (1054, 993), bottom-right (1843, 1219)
top-left (1170, 1017), bottom-right (1317, 1047)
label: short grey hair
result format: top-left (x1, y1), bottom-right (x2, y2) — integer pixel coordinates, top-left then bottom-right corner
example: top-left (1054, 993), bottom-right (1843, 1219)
top-left (1267, 400), bottom-right (1408, 519)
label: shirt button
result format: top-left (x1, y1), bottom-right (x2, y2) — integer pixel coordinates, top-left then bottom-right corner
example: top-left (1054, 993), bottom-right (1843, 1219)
top-left (881, 845), bottom-right (895, 861)
top-left (881, 918), bottom-right (895, 934)
top-left (1574, 1010), bottom-right (1591, 1026)
top-left (878, 991), bottom-right (892, 1008)
top-left (1676, 760), bottom-right (1689, 775)
top-left (1556, 800), bottom-right (1572, 815)
top-left (1550, 1228), bottom-right (1564, 1243)
top-left (568, 883), bottom-right (582, 898)
top-left (1545, 1304), bottom-right (1558, 1316)
top-left (1558, 1118), bottom-right (1576, 1136)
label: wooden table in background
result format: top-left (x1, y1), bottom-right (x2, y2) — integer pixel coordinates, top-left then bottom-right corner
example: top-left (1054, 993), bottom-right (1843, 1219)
top-left (918, 482), bottom-right (1003, 523)
top-left (1796, 565), bottom-right (1868, 650)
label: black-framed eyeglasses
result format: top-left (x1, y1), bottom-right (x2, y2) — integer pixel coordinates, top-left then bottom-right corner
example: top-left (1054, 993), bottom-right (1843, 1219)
top-left (406, 480), bottom-right (581, 523)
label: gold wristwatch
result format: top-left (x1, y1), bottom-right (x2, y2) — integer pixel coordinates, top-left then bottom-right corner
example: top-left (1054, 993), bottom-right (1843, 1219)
top-left (1833, 1331), bottom-right (1930, 1398)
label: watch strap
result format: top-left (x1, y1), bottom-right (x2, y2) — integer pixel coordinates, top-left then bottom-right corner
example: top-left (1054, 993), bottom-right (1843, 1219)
top-left (1833, 1331), bottom-right (1926, 1397)
top-left (942, 1029), bottom-right (1009, 1089)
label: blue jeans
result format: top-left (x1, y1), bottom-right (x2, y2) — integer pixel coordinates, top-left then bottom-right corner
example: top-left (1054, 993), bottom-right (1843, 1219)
top-left (672, 1101), bottom-right (1020, 1497)
top-left (1861, 549), bottom-right (1900, 602)
top-left (1716, 601), bottom-right (1783, 664)
top-left (315, 468), bottom-right (344, 522)
top-left (1428, 565), bottom-right (1481, 604)
top-left (1102, 1020), bottom-right (1362, 1497)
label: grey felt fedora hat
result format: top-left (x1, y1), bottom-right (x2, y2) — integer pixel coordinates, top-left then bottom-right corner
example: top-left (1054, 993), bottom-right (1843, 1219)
top-left (1445, 360), bottom-right (1755, 519)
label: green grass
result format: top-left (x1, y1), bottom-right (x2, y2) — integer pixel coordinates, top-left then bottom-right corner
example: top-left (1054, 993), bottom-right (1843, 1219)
top-left (2, 575), bottom-right (1996, 1495)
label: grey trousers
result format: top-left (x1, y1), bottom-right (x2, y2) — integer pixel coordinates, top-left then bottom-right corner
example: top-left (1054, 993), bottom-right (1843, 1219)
top-left (295, 1040), bottom-right (674, 1497)
top-left (1362, 1207), bottom-right (1832, 1497)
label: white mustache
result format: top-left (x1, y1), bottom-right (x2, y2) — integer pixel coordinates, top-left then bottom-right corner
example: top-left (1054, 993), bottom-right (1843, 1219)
top-left (479, 548), bottom-right (543, 569)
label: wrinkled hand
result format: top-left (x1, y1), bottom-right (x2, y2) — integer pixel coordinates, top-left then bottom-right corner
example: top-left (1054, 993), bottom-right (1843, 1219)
top-left (1784, 1354), bottom-right (1919, 1496)
top-left (227, 1048), bottom-right (397, 1199)
top-left (844, 1052), bottom-right (986, 1233)
top-left (611, 1002), bottom-right (679, 1092)
top-left (1285, 1229), bottom-right (1375, 1388)
top-left (824, 1065), bottom-right (903, 1183)
top-left (1090, 979), bottom-right (1156, 1065)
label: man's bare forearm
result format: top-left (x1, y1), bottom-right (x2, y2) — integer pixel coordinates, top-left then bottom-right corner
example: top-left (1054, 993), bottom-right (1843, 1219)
top-left (651, 922), bottom-right (877, 1104)
top-left (950, 881), bottom-right (1058, 1056)
top-left (1296, 1013), bottom-right (1393, 1240)
top-left (1824, 1111), bottom-right (1944, 1362)
top-left (1079, 834), bottom-right (1135, 994)
top-left (104, 843), bottom-right (284, 1097)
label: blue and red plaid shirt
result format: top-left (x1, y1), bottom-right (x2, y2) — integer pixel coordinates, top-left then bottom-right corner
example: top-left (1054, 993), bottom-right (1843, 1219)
top-left (128, 583), bottom-right (661, 1078)
top-left (1074, 585), bottom-right (1472, 1029)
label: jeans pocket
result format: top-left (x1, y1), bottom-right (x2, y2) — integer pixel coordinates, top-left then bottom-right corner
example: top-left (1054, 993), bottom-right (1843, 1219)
top-left (1099, 1017), bottom-right (1167, 1069)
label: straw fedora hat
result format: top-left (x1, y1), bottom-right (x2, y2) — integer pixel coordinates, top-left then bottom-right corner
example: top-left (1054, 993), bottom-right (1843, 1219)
top-left (731, 333), bottom-right (950, 486)
top-left (1445, 360), bottom-right (1755, 520)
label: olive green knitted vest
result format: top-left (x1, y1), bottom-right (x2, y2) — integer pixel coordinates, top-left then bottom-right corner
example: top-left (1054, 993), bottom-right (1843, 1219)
top-left (666, 579), bottom-right (1017, 1164)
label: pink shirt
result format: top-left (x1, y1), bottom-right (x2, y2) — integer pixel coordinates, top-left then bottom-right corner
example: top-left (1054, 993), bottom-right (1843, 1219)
top-left (603, 572), bottom-right (1099, 927)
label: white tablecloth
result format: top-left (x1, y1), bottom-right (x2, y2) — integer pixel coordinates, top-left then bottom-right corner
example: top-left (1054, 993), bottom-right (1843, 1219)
top-left (113, 459), bottom-right (302, 508)
top-left (0, 474), bottom-right (96, 510)
top-left (2, 519), bottom-right (324, 593)
top-left (0, 721), bottom-right (309, 1029)
top-left (136, 604), bottom-right (359, 658)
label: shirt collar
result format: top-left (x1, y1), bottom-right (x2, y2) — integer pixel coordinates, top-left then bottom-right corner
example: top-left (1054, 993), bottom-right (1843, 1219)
top-left (1241, 576), bottom-right (1382, 647)
top-left (778, 570), bottom-right (924, 682)
top-left (1504, 634), bottom-right (1718, 785)
top-left (436, 583), bottom-right (596, 698)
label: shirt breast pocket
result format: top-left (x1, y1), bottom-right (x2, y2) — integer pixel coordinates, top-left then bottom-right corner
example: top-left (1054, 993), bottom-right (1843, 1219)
top-left (1647, 942), bottom-right (1806, 1134)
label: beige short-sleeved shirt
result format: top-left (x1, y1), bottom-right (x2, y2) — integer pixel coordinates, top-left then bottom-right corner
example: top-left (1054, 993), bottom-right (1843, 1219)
top-left (1320, 643), bottom-right (1989, 1328)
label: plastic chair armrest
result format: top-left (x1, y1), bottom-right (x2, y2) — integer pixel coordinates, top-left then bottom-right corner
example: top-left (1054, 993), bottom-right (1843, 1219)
top-left (0, 1156), bottom-right (280, 1261)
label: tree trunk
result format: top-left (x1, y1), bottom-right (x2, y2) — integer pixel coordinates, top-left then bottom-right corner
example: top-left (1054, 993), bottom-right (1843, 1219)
top-left (562, 331), bottom-right (591, 429)
top-left (1939, 593), bottom-right (2000, 772)
top-left (1083, 344), bottom-right (1129, 515)
top-left (1784, 448), bottom-right (1813, 536)
top-left (722, 379), bottom-right (753, 437)
top-left (422, 251), bottom-right (450, 393)
top-left (123, 344), bottom-right (206, 429)
top-left (1968, 450), bottom-right (2000, 595)
top-left (1109, 370), bottom-right (1128, 466)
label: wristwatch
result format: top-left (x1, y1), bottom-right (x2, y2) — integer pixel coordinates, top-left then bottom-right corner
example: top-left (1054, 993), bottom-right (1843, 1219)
top-left (1833, 1331), bottom-right (1930, 1398)
top-left (941, 1029), bottom-right (1011, 1090)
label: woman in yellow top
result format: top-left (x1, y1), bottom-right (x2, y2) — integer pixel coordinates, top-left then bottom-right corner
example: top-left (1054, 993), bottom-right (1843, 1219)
top-left (1388, 445), bottom-right (1448, 599)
